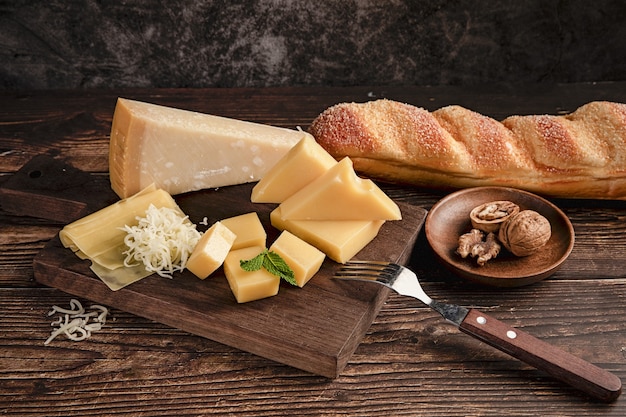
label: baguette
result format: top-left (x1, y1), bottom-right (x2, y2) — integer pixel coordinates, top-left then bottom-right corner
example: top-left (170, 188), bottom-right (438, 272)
top-left (308, 99), bottom-right (626, 200)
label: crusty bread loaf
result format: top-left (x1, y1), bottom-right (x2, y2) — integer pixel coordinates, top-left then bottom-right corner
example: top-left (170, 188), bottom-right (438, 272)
top-left (308, 99), bottom-right (626, 200)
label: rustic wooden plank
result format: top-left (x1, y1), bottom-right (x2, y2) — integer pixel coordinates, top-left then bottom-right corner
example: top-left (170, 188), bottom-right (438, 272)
top-left (1, 284), bottom-right (624, 416)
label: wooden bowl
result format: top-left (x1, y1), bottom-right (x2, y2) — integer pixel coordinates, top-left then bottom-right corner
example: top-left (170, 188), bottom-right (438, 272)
top-left (425, 187), bottom-right (574, 287)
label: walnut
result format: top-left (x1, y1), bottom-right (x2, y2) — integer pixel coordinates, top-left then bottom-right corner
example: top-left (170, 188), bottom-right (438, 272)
top-left (470, 200), bottom-right (520, 233)
top-left (498, 210), bottom-right (551, 257)
top-left (457, 229), bottom-right (501, 266)
top-left (457, 229), bottom-right (483, 258)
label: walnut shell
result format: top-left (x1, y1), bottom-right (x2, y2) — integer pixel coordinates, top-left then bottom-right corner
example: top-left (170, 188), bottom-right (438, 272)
top-left (498, 210), bottom-right (551, 257)
top-left (470, 200), bottom-right (520, 233)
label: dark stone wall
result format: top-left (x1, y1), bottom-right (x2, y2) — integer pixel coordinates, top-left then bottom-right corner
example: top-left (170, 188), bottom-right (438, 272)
top-left (2, 0), bottom-right (625, 89)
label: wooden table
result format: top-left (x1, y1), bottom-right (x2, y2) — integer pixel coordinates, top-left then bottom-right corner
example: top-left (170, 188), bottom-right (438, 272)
top-left (1, 84), bottom-right (625, 416)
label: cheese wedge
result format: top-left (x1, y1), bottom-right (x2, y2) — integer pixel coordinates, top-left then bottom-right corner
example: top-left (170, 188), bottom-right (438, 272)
top-left (270, 207), bottom-right (384, 263)
top-left (251, 135), bottom-right (337, 203)
top-left (269, 231), bottom-right (325, 287)
top-left (109, 98), bottom-right (310, 198)
top-left (186, 221), bottom-right (236, 279)
top-left (278, 157), bottom-right (401, 221)
top-left (223, 246), bottom-right (280, 303)
top-left (220, 212), bottom-right (266, 250)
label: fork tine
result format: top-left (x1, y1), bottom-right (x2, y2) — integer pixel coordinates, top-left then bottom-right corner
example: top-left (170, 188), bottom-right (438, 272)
top-left (340, 261), bottom-right (399, 273)
top-left (335, 261), bottom-right (433, 301)
top-left (342, 260), bottom-right (393, 267)
top-left (343, 260), bottom-right (389, 265)
top-left (334, 261), bottom-right (401, 282)
top-left (337, 264), bottom-right (386, 275)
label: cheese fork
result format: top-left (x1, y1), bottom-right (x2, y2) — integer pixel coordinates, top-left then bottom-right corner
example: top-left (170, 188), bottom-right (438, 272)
top-left (334, 261), bottom-right (622, 402)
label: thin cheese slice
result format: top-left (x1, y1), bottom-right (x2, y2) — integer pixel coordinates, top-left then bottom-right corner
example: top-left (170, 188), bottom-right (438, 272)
top-left (109, 98), bottom-right (310, 198)
top-left (90, 262), bottom-right (155, 292)
top-left (270, 206), bottom-right (384, 263)
top-left (251, 135), bottom-right (337, 203)
top-left (60, 185), bottom-right (179, 269)
top-left (59, 185), bottom-right (184, 290)
top-left (278, 157), bottom-right (402, 221)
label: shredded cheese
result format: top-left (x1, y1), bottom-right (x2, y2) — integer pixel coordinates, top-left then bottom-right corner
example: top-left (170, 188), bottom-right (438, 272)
top-left (120, 204), bottom-right (201, 278)
top-left (45, 299), bottom-right (109, 345)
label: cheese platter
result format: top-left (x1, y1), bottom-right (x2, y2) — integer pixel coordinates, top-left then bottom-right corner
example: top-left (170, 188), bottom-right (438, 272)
top-left (3, 155), bottom-right (427, 378)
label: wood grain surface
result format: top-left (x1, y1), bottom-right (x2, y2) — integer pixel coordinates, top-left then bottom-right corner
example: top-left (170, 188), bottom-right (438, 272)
top-left (1, 84), bottom-right (626, 416)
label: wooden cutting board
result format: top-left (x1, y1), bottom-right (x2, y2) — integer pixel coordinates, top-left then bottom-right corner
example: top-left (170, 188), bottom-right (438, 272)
top-left (6, 156), bottom-right (427, 378)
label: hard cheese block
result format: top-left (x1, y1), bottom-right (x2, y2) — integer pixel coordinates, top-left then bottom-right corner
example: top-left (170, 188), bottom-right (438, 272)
top-left (33, 183), bottom-right (427, 378)
top-left (109, 98), bottom-right (309, 198)
top-left (270, 206), bottom-right (385, 263)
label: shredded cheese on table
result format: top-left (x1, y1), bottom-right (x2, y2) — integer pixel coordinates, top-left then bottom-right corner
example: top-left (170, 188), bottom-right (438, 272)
top-left (45, 299), bottom-right (109, 345)
top-left (120, 204), bottom-right (202, 278)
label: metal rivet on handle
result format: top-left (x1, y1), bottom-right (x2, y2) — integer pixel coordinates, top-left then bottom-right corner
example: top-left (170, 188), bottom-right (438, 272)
top-left (507, 330), bottom-right (517, 339)
top-left (476, 316), bottom-right (487, 325)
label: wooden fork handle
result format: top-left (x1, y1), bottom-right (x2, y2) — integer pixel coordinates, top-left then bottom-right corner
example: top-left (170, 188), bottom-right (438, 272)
top-left (458, 308), bottom-right (622, 402)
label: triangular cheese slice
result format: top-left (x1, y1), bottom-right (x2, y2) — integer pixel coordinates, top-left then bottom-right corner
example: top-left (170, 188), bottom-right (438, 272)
top-left (251, 135), bottom-right (337, 203)
top-left (278, 157), bottom-right (401, 221)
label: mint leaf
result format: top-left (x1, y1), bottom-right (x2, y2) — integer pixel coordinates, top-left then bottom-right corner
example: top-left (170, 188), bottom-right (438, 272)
top-left (263, 251), bottom-right (296, 286)
top-left (240, 251), bottom-right (265, 272)
top-left (239, 249), bottom-right (297, 286)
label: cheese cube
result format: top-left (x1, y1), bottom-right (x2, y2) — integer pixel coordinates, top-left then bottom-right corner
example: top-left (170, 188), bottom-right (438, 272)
top-left (186, 221), bottom-right (236, 279)
top-left (220, 212), bottom-right (266, 250)
top-left (269, 231), bottom-right (325, 287)
top-left (251, 135), bottom-right (337, 203)
top-left (278, 157), bottom-right (401, 221)
top-left (270, 207), bottom-right (384, 263)
top-left (109, 98), bottom-right (310, 198)
top-left (223, 246), bottom-right (280, 303)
